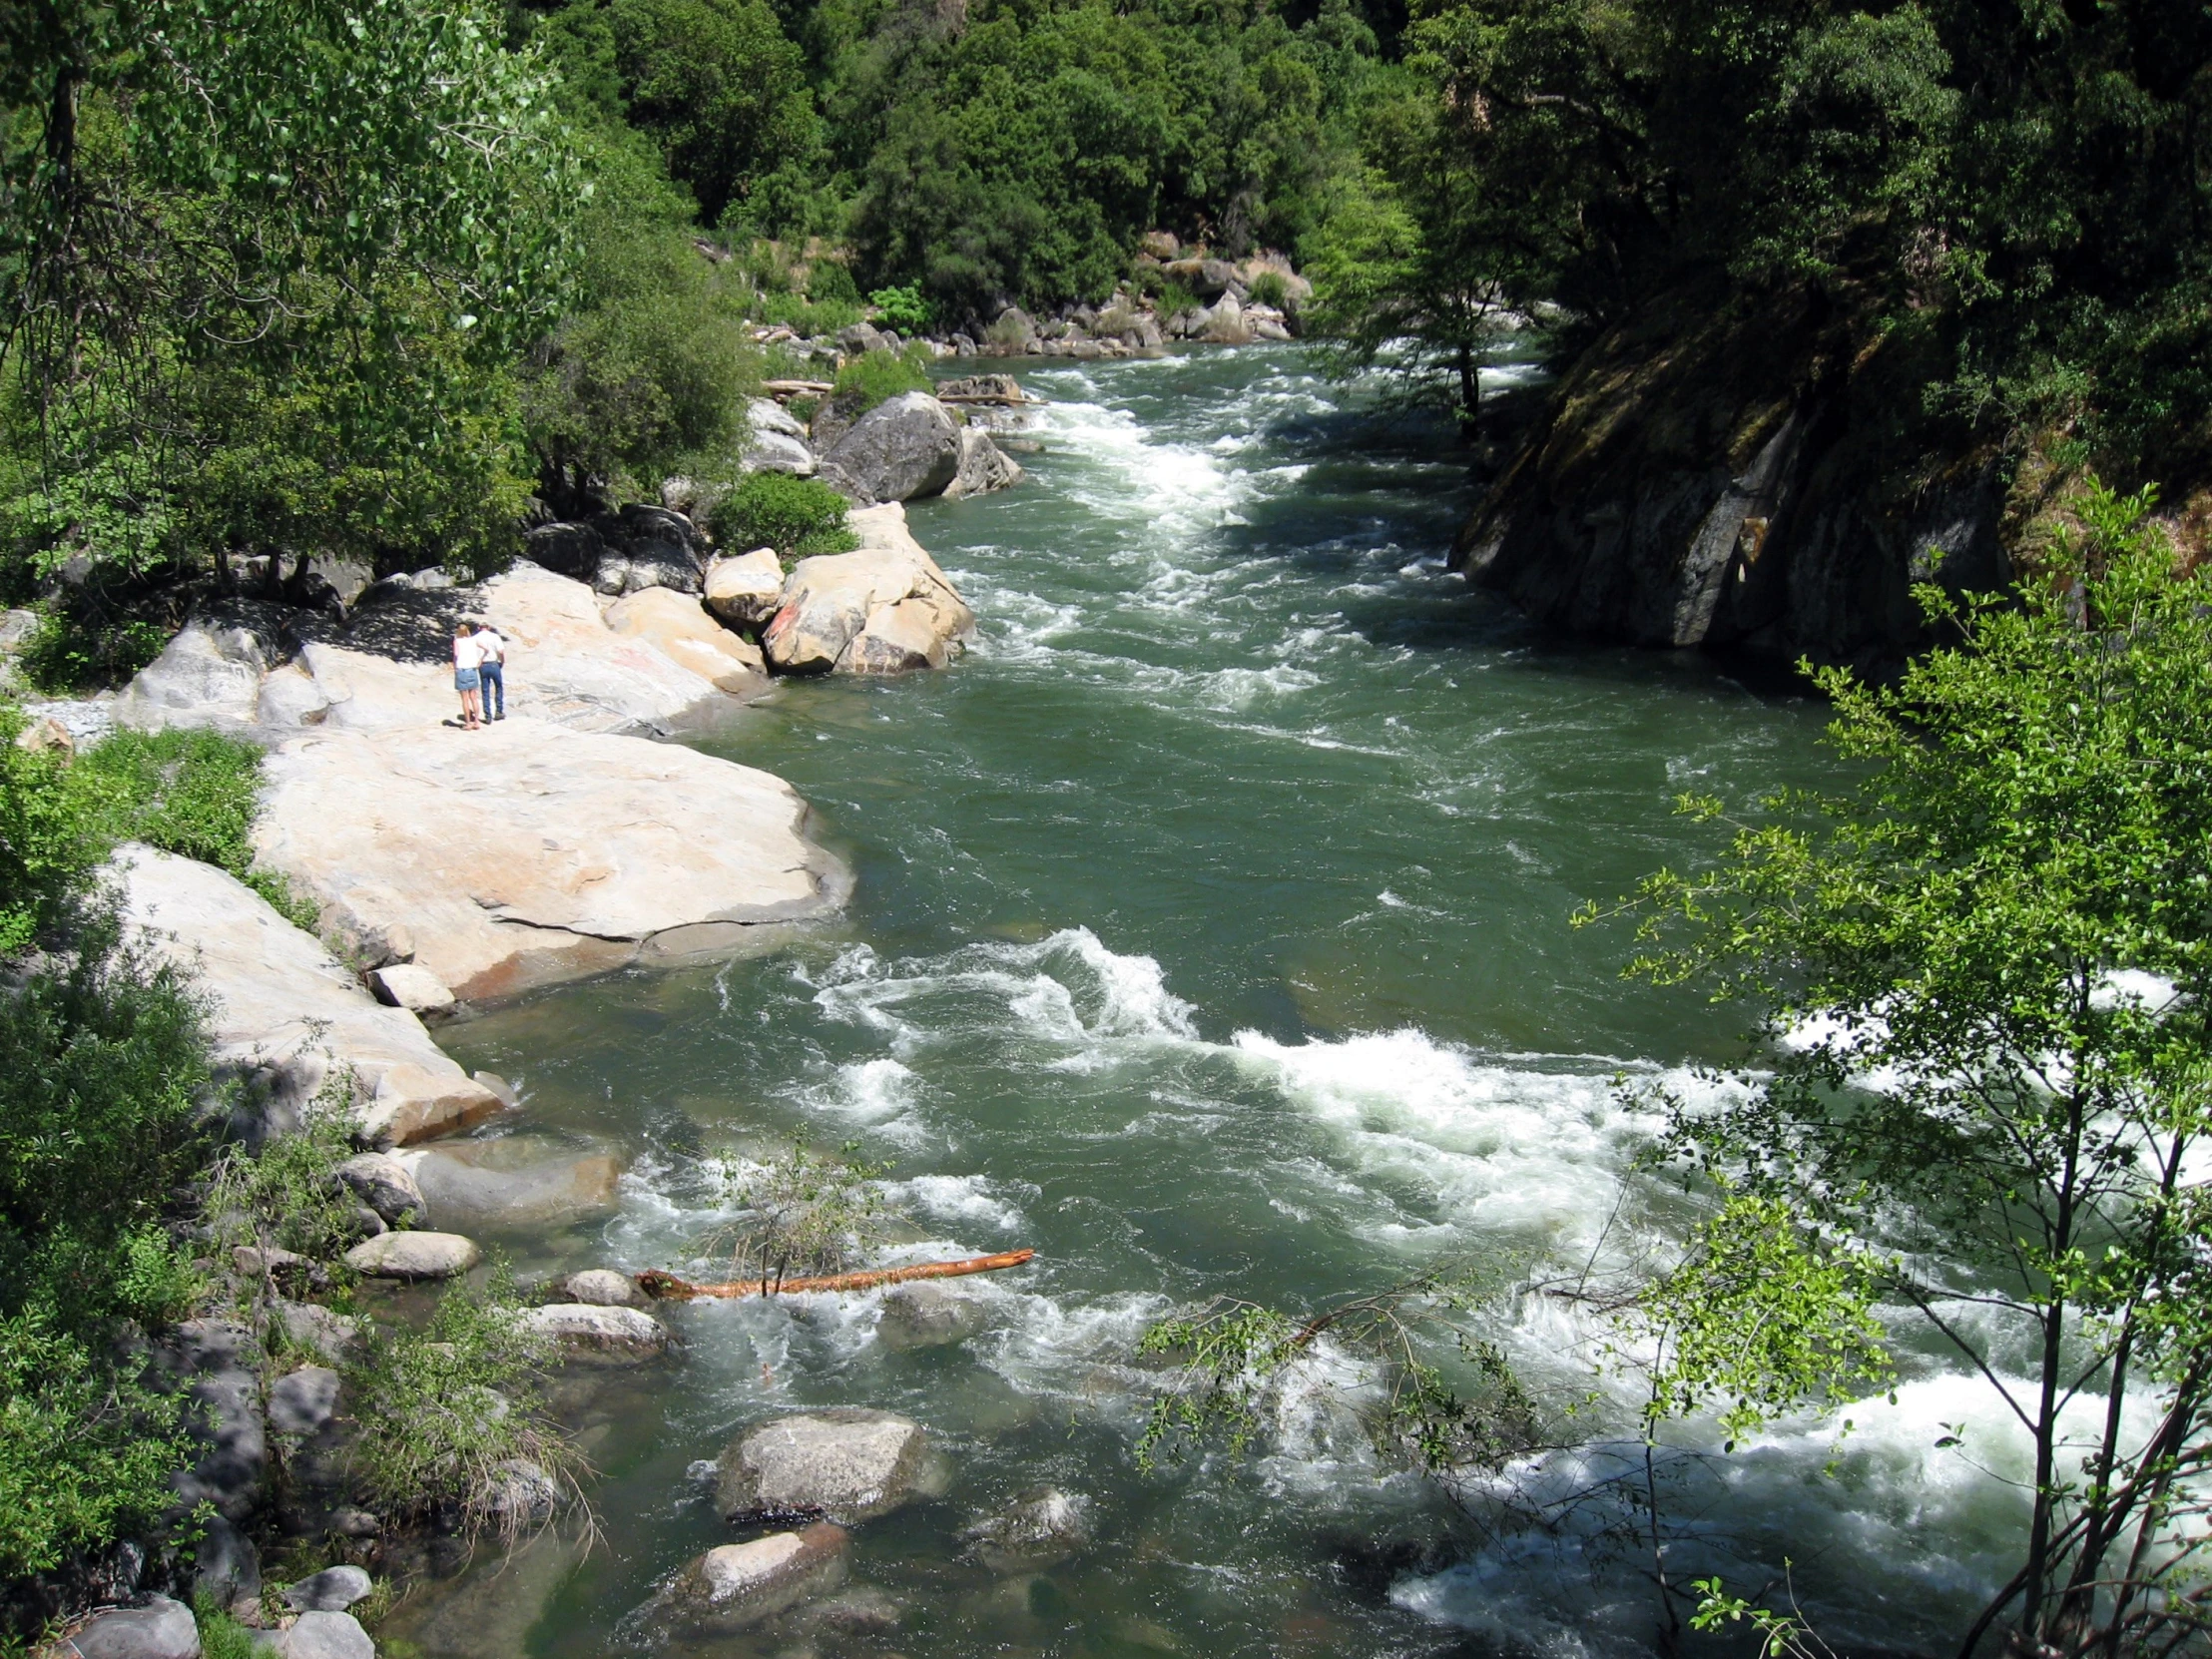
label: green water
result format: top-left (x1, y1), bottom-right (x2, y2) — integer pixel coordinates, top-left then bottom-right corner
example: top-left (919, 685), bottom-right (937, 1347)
top-left (404, 348), bottom-right (2035, 1658)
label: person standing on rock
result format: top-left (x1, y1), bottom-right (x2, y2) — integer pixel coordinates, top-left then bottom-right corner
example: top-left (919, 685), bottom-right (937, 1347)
top-left (452, 622), bottom-right (485, 730)
top-left (475, 622), bottom-right (507, 721)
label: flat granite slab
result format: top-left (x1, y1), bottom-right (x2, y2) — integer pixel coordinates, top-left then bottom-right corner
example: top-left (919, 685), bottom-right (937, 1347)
top-left (252, 715), bottom-right (848, 1000)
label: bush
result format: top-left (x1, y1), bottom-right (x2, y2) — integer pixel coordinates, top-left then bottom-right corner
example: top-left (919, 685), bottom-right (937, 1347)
top-left (827, 348), bottom-right (932, 419)
top-left (343, 1266), bottom-right (580, 1538)
top-left (709, 472), bottom-right (857, 560)
top-left (759, 289), bottom-right (862, 336)
top-left (0, 1314), bottom-right (189, 1582)
top-left (1247, 271), bottom-right (1288, 309)
top-left (869, 283), bottom-right (933, 334)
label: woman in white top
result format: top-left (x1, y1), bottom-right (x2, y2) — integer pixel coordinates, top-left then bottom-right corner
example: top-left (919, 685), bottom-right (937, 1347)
top-left (452, 622), bottom-right (485, 730)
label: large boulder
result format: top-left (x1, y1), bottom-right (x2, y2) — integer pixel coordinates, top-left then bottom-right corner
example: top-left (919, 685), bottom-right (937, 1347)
top-left (761, 504), bottom-right (974, 677)
top-left (116, 618), bottom-right (272, 734)
top-left (521, 521), bottom-right (610, 583)
top-left (336, 1151), bottom-right (426, 1226)
top-left (117, 846), bottom-right (504, 1146)
top-left (405, 1137), bottom-right (622, 1232)
top-left (251, 716), bottom-right (845, 1000)
top-left (63, 1596), bottom-right (201, 1659)
top-left (279, 1567), bottom-right (372, 1614)
top-left (662, 1525), bottom-right (849, 1634)
top-left (604, 588), bottom-right (768, 697)
top-left (820, 392), bottom-right (961, 505)
top-left (714, 1408), bottom-right (943, 1525)
top-left (941, 426), bottom-right (1025, 501)
top-left (250, 1611), bottom-right (374, 1659)
top-left (703, 548), bottom-right (786, 629)
top-left (517, 1303), bottom-right (670, 1365)
top-left (876, 1281), bottom-right (988, 1351)
top-left (559, 1268), bottom-right (646, 1308)
top-left (193, 1516), bottom-right (262, 1621)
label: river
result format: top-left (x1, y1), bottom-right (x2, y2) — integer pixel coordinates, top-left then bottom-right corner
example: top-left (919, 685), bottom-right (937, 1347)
top-left (396, 346), bottom-right (2041, 1657)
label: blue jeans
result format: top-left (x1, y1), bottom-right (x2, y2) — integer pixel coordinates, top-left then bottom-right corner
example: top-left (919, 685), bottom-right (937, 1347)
top-left (479, 662), bottom-right (504, 718)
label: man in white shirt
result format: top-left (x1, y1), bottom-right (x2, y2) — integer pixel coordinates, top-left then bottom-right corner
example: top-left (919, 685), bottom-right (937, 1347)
top-left (475, 623), bottom-right (508, 721)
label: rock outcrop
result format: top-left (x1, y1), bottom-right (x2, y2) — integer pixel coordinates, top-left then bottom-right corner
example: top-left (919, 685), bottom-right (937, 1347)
top-left (821, 391), bottom-right (961, 505)
top-left (762, 504), bottom-right (974, 676)
top-left (251, 715), bottom-right (844, 1001)
top-left (1453, 281), bottom-right (2011, 674)
top-left (604, 587), bottom-right (768, 696)
top-left (117, 846), bottom-right (504, 1146)
top-left (715, 1408), bottom-right (943, 1525)
top-left (942, 426), bottom-right (1025, 501)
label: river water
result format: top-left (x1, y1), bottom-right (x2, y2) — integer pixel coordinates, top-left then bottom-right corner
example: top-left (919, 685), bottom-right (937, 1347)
top-left (405, 348), bottom-right (2042, 1657)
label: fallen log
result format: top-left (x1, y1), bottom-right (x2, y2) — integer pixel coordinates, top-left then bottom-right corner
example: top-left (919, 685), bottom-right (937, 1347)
top-left (763, 378), bottom-right (834, 397)
top-left (636, 1248), bottom-right (1035, 1302)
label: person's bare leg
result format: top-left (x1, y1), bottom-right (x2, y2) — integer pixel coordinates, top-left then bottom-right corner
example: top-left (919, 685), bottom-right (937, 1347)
top-left (464, 688), bottom-right (482, 729)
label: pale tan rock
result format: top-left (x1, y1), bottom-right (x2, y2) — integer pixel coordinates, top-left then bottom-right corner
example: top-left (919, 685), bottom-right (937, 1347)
top-left (344, 1230), bottom-right (481, 1280)
top-left (116, 845), bottom-right (502, 1146)
top-left (560, 1268), bottom-right (646, 1308)
top-left (761, 503), bottom-right (974, 677)
top-left (704, 547), bottom-right (787, 628)
top-left (12, 715), bottom-right (73, 756)
top-left (940, 425), bottom-right (1025, 502)
top-left (252, 718), bottom-right (844, 1001)
top-left (604, 587), bottom-right (768, 697)
top-left (404, 1137), bottom-right (622, 1231)
top-left (665, 1525), bottom-right (849, 1632)
top-left (367, 962), bottom-right (455, 1015)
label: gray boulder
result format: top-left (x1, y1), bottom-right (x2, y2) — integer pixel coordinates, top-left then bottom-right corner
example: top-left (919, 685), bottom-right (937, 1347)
top-left (1199, 292), bottom-right (1254, 344)
top-left (517, 1302), bottom-right (670, 1365)
top-left (521, 521), bottom-right (609, 582)
top-left (715, 1407), bottom-right (943, 1525)
top-left (273, 1298), bottom-right (360, 1365)
top-left (279, 1565), bottom-right (373, 1614)
top-left (835, 321), bottom-right (891, 357)
top-left (157, 1320), bottom-right (266, 1522)
top-left (192, 1516), bottom-right (262, 1622)
top-left (481, 1457), bottom-right (561, 1526)
top-left (963, 1486), bottom-right (1091, 1571)
top-left (64, 1596), bottom-right (200, 1659)
top-left (560, 1268), bottom-right (646, 1308)
top-left (343, 1229), bottom-right (480, 1280)
top-left (268, 1366), bottom-right (341, 1437)
top-left (251, 1611), bottom-right (374, 1659)
top-left (336, 1151), bottom-right (426, 1228)
top-left (877, 1281), bottom-right (988, 1350)
top-left (821, 392), bottom-right (961, 505)
top-left (116, 619), bottom-right (272, 734)
top-left (741, 396), bottom-right (818, 477)
top-left (941, 426), bottom-right (1025, 502)
top-left (662, 1524), bottom-right (849, 1633)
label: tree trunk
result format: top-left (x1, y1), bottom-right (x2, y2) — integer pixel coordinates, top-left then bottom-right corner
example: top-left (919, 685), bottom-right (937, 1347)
top-left (636, 1248), bottom-right (1034, 1301)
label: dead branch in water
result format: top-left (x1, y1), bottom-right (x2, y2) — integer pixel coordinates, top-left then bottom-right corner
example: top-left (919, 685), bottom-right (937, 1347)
top-left (636, 1248), bottom-right (1035, 1301)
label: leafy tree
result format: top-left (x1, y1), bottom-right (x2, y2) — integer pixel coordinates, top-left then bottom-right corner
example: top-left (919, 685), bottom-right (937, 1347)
top-left (1599, 479), bottom-right (2212, 1650)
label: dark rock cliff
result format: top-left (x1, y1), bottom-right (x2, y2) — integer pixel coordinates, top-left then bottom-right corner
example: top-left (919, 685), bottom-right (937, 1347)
top-left (1453, 279), bottom-right (2011, 677)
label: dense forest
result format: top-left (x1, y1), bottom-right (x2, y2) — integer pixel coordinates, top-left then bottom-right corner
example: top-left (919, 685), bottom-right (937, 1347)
top-left (5, 0), bottom-right (2208, 676)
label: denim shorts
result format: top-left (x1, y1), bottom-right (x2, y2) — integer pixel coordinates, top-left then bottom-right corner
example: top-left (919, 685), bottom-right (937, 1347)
top-left (454, 666), bottom-right (480, 691)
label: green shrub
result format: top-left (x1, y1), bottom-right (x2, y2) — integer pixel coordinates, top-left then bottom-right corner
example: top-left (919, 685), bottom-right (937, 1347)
top-left (868, 283), bottom-right (933, 334)
top-left (827, 347), bottom-right (931, 418)
top-left (1154, 281), bottom-right (1198, 319)
top-left (759, 290), bottom-right (861, 336)
top-left (19, 611), bottom-right (171, 696)
top-left (193, 1596), bottom-right (262, 1659)
top-left (709, 472), bottom-right (856, 560)
top-left (0, 1313), bottom-right (189, 1581)
top-left (343, 1265), bottom-right (581, 1538)
top-left (1247, 271), bottom-right (1288, 309)
top-left (807, 259), bottom-right (860, 305)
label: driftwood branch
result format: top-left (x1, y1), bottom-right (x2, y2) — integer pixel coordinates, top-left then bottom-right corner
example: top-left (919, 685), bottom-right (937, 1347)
top-left (636, 1249), bottom-right (1035, 1301)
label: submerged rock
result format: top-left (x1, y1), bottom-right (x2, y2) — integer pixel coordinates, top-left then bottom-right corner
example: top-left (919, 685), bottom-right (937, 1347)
top-left (715, 1407), bottom-right (944, 1524)
top-left (663, 1524), bottom-right (849, 1632)
top-left (406, 1139), bottom-right (622, 1232)
top-left (876, 1281), bottom-right (988, 1350)
top-left (343, 1230), bottom-right (481, 1280)
top-left (963, 1486), bottom-right (1091, 1571)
